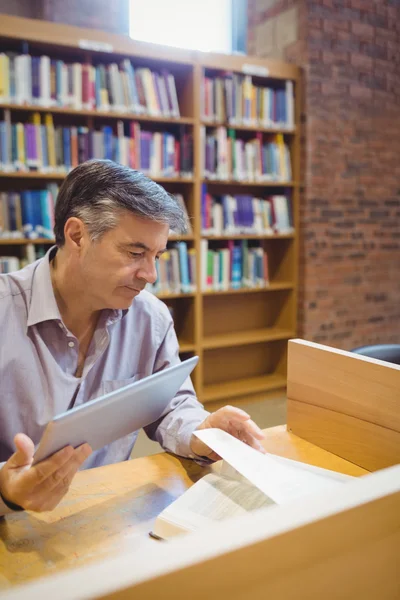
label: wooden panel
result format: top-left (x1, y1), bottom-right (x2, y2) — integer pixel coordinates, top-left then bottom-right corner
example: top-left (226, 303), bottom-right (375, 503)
top-left (3, 466), bottom-right (400, 600)
top-left (0, 426), bottom-right (367, 589)
top-left (287, 399), bottom-right (400, 472)
top-left (287, 339), bottom-right (400, 433)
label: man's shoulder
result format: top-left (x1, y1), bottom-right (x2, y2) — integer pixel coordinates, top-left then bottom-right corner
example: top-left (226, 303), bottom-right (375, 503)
top-left (0, 263), bottom-right (35, 305)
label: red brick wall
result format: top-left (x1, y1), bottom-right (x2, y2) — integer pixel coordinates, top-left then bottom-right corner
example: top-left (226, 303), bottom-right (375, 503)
top-left (0, 0), bottom-right (130, 34)
top-left (249, 0), bottom-right (400, 349)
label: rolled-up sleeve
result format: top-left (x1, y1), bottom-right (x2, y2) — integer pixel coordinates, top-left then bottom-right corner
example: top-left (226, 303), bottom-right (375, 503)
top-left (143, 317), bottom-right (210, 460)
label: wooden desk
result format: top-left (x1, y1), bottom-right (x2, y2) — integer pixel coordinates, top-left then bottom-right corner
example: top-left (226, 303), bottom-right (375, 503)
top-left (0, 425), bottom-right (368, 590)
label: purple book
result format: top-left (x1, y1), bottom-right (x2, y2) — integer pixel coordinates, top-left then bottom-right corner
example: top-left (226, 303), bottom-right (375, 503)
top-left (162, 70), bottom-right (173, 115)
top-left (152, 72), bottom-right (162, 115)
top-left (31, 57), bottom-right (40, 103)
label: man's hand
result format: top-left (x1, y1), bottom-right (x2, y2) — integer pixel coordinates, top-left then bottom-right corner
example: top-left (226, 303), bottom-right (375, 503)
top-left (190, 406), bottom-right (265, 461)
top-left (0, 433), bottom-right (92, 513)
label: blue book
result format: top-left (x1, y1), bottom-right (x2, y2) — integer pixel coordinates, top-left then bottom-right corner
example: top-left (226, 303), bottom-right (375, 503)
top-left (40, 190), bottom-right (53, 239)
top-left (56, 60), bottom-right (63, 105)
top-left (176, 241), bottom-right (190, 293)
top-left (103, 126), bottom-right (113, 161)
top-left (32, 190), bottom-right (44, 236)
top-left (231, 245), bottom-right (242, 289)
top-left (21, 191), bottom-right (36, 238)
top-left (62, 128), bottom-right (71, 168)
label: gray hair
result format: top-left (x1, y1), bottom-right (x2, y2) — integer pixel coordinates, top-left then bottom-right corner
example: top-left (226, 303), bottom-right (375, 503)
top-left (54, 159), bottom-right (188, 246)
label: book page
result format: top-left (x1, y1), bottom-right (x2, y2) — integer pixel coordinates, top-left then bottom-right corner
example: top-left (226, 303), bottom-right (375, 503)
top-left (153, 472), bottom-right (274, 539)
top-left (194, 429), bottom-right (353, 504)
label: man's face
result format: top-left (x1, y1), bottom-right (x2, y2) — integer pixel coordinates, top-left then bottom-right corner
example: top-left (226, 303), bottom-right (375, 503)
top-left (77, 212), bottom-right (169, 310)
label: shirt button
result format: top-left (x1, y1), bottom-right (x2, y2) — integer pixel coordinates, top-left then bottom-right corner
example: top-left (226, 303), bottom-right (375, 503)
top-left (68, 341), bottom-right (75, 348)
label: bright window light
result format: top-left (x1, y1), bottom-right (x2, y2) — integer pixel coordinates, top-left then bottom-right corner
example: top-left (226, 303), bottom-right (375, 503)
top-left (130, 0), bottom-right (232, 53)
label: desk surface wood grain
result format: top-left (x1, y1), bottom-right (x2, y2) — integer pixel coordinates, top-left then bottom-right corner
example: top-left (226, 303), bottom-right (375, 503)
top-left (0, 425), bottom-right (368, 589)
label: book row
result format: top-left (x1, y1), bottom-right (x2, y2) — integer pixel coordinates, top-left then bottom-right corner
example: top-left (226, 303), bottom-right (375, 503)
top-left (0, 186), bottom-right (59, 239)
top-left (0, 187), bottom-right (191, 240)
top-left (0, 53), bottom-right (180, 117)
top-left (201, 191), bottom-right (293, 236)
top-left (0, 112), bottom-right (193, 176)
top-left (200, 239), bottom-right (269, 291)
top-left (146, 242), bottom-right (196, 295)
top-left (0, 243), bottom-right (47, 273)
top-left (202, 128), bottom-right (291, 182)
top-left (202, 75), bottom-right (294, 129)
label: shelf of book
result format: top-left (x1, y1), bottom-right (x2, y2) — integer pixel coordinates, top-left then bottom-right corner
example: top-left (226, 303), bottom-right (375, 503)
top-left (203, 373), bottom-right (288, 403)
top-left (177, 341), bottom-right (196, 353)
top-left (202, 234), bottom-right (295, 240)
top-left (201, 122), bottom-right (296, 134)
top-left (0, 13), bottom-right (301, 405)
top-left (0, 234), bottom-right (194, 245)
top-left (0, 172), bottom-right (195, 183)
top-left (201, 282), bottom-right (294, 295)
top-left (202, 327), bottom-right (295, 350)
top-left (202, 180), bottom-right (297, 187)
top-left (0, 104), bottom-right (195, 125)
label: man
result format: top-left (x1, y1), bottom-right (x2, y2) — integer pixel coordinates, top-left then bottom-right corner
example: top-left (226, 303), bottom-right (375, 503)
top-left (0, 160), bottom-right (265, 515)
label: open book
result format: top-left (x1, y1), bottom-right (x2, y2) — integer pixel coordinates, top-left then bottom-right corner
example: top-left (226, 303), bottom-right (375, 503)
top-left (151, 429), bottom-right (355, 540)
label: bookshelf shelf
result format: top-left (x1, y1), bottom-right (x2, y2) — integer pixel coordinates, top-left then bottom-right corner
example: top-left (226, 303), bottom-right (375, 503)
top-left (201, 121), bottom-right (296, 134)
top-left (202, 327), bottom-right (295, 350)
top-left (178, 341), bottom-right (196, 353)
top-left (0, 238), bottom-right (53, 245)
top-left (0, 104), bottom-right (195, 126)
top-left (202, 234), bottom-right (295, 240)
top-left (203, 373), bottom-right (287, 403)
top-left (202, 180), bottom-right (296, 187)
top-left (0, 235), bottom-right (194, 245)
top-left (0, 13), bottom-right (301, 405)
top-left (155, 292), bottom-right (195, 300)
top-left (201, 282), bottom-right (294, 295)
top-left (0, 172), bottom-right (194, 184)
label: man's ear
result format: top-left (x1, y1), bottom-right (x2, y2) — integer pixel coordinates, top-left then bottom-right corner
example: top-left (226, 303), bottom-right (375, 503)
top-left (64, 217), bottom-right (87, 250)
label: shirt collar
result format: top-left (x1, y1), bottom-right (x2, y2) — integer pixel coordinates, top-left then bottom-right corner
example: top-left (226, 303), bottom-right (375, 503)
top-left (27, 246), bottom-right (128, 329)
top-left (27, 246), bottom-right (62, 328)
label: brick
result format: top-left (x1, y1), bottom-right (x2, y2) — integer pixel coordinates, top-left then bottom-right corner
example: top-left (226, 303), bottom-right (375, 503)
top-left (247, 0), bottom-right (400, 348)
top-left (351, 21), bottom-right (375, 40)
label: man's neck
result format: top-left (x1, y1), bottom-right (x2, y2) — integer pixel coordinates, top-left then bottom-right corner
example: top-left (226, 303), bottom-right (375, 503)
top-left (50, 250), bottom-right (100, 339)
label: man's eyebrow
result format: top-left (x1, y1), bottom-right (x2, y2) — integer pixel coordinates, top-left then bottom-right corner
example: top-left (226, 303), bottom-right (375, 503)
top-left (124, 242), bottom-right (167, 254)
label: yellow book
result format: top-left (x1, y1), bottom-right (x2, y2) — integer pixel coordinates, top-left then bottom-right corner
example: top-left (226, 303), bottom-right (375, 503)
top-left (275, 133), bottom-right (287, 180)
top-left (44, 113), bottom-right (56, 169)
top-left (16, 122), bottom-right (26, 168)
top-left (0, 53), bottom-right (9, 101)
top-left (31, 112), bottom-right (43, 169)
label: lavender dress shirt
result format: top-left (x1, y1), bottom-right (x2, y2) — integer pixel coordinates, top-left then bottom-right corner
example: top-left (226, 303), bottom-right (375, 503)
top-left (0, 247), bottom-right (209, 515)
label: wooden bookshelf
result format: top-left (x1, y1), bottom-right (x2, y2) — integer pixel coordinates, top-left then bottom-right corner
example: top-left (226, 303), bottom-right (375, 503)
top-left (0, 13), bottom-right (301, 404)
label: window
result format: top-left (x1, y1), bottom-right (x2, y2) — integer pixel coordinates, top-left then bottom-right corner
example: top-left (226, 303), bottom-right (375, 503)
top-left (130, 0), bottom-right (232, 53)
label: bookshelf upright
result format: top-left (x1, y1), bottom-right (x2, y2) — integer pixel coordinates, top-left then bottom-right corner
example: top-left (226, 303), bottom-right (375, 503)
top-left (0, 14), bottom-right (301, 407)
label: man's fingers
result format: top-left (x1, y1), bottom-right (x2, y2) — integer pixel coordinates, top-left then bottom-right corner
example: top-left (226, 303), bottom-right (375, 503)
top-left (25, 442), bottom-right (91, 488)
top-left (209, 406), bottom-right (250, 427)
top-left (240, 431), bottom-right (266, 454)
top-left (238, 418), bottom-right (265, 441)
top-left (39, 444), bottom-right (92, 493)
top-left (8, 433), bottom-right (35, 469)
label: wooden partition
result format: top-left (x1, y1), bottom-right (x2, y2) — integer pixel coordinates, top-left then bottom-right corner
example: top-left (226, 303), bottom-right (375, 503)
top-left (287, 339), bottom-right (400, 471)
top-left (3, 465), bottom-right (400, 600)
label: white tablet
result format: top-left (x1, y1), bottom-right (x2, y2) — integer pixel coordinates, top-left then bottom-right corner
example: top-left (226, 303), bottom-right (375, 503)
top-left (33, 356), bottom-right (199, 464)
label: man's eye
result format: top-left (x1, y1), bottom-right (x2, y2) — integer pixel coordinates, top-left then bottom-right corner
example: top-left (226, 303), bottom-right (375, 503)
top-left (130, 252), bottom-right (144, 258)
